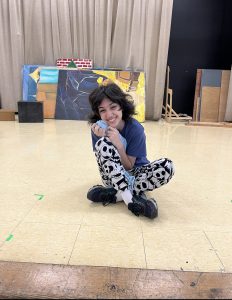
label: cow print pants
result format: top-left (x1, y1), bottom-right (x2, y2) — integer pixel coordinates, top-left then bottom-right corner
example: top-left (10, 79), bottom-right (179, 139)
top-left (94, 137), bottom-right (175, 195)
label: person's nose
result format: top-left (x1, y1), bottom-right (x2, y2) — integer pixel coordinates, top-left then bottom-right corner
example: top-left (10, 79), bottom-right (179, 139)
top-left (105, 109), bottom-right (113, 119)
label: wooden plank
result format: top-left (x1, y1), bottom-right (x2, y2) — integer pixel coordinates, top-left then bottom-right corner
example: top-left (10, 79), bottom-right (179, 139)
top-left (37, 91), bottom-right (56, 119)
top-left (218, 70), bottom-right (231, 122)
top-left (200, 87), bottom-right (220, 122)
top-left (44, 100), bottom-right (56, 119)
top-left (225, 68), bottom-right (232, 121)
top-left (1, 261), bottom-right (232, 299)
top-left (196, 96), bottom-right (200, 121)
top-left (0, 109), bottom-right (15, 121)
top-left (165, 66), bottom-right (170, 121)
top-left (186, 121), bottom-right (232, 128)
top-left (36, 91), bottom-right (46, 101)
top-left (193, 69), bottom-right (202, 121)
top-left (37, 83), bottom-right (58, 93)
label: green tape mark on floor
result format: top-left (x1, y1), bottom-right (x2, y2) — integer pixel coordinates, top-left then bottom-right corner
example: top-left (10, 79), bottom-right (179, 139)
top-left (6, 234), bottom-right (13, 241)
top-left (34, 194), bottom-right (44, 200)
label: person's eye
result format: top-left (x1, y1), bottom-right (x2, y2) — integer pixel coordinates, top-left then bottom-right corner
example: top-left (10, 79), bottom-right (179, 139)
top-left (99, 110), bottom-right (105, 113)
top-left (111, 105), bottom-right (118, 110)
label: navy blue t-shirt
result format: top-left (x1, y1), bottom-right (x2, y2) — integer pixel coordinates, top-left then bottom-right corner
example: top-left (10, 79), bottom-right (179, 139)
top-left (91, 118), bottom-right (150, 167)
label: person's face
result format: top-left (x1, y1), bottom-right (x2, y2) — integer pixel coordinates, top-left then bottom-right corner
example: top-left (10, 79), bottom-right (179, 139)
top-left (98, 98), bottom-right (123, 129)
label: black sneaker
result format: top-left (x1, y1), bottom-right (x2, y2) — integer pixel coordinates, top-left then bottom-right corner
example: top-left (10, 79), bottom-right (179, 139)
top-left (128, 195), bottom-right (158, 219)
top-left (87, 185), bottom-right (117, 206)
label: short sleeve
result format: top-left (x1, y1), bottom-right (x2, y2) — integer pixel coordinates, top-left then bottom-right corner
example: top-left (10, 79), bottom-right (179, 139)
top-left (126, 125), bottom-right (147, 157)
top-left (91, 131), bottom-right (99, 151)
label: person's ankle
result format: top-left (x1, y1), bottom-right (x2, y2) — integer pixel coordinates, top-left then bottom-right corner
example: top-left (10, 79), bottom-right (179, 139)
top-left (121, 189), bottom-right (133, 205)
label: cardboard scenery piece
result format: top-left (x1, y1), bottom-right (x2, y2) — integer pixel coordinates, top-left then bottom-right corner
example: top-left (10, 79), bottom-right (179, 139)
top-left (22, 65), bottom-right (40, 101)
top-left (56, 58), bottom-right (93, 69)
top-left (36, 68), bottom-right (59, 119)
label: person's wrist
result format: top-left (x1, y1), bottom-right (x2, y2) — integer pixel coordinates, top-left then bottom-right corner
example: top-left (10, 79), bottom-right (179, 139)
top-left (116, 143), bottom-right (124, 151)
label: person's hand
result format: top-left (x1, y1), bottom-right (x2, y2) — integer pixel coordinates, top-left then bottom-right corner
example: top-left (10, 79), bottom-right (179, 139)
top-left (105, 126), bottom-right (123, 149)
top-left (91, 123), bottom-right (106, 137)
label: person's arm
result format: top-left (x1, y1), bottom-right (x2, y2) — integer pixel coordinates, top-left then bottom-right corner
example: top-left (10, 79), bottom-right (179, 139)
top-left (106, 127), bottom-right (136, 170)
top-left (117, 146), bottom-right (136, 170)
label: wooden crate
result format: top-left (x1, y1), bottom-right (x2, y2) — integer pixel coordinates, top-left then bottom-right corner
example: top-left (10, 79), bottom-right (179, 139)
top-left (0, 109), bottom-right (15, 121)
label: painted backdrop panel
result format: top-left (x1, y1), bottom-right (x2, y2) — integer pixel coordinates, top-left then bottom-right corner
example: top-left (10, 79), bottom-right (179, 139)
top-left (22, 65), bottom-right (40, 101)
top-left (55, 70), bottom-right (145, 122)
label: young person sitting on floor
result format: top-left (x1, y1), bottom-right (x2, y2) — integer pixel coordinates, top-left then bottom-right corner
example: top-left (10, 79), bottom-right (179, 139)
top-left (87, 82), bottom-right (175, 219)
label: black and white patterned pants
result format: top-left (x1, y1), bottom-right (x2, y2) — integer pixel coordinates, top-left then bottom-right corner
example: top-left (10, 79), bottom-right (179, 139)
top-left (94, 137), bottom-right (175, 195)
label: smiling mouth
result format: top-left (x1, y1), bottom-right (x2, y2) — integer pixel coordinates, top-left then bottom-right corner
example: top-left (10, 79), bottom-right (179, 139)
top-left (107, 118), bottom-right (116, 123)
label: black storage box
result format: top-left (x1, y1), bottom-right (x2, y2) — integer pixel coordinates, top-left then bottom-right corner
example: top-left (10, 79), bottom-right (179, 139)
top-left (18, 101), bottom-right (44, 123)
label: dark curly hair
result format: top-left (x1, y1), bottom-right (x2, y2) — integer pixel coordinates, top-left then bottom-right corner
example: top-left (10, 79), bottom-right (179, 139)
top-left (88, 83), bottom-right (136, 124)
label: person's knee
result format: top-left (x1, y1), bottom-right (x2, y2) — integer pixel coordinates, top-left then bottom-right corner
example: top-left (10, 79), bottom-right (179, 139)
top-left (95, 137), bottom-right (111, 151)
top-left (163, 158), bottom-right (175, 179)
top-left (95, 137), bottom-right (116, 158)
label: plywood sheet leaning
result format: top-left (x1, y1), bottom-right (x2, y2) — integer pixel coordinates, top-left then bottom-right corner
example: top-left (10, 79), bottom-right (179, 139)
top-left (200, 87), bottom-right (220, 122)
top-left (224, 67), bottom-right (232, 122)
top-left (36, 84), bottom-right (57, 119)
top-left (197, 69), bottom-right (222, 121)
top-left (193, 69), bottom-right (202, 121)
top-left (218, 70), bottom-right (231, 122)
top-left (36, 68), bottom-right (59, 119)
top-left (201, 69), bottom-right (222, 87)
